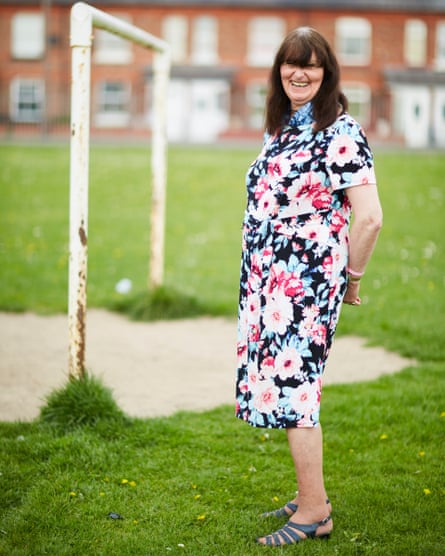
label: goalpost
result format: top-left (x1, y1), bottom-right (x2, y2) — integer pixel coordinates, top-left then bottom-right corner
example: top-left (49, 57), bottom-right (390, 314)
top-left (68, 2), bottom-right (171, 378)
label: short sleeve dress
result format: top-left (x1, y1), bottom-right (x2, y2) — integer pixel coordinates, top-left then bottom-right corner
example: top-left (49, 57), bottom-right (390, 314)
top-left (235, 105), bottom-right (376, 429)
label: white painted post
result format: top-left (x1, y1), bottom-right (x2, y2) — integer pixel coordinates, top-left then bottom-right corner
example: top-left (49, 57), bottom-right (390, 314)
top-left (149, 49), bottom-right (170, 289)
top-left (68, 2), bottom-right (170, 378)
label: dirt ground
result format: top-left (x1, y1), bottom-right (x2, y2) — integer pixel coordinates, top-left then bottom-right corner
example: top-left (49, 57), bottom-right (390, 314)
top-left (0, 310), bottom-right (415, 422)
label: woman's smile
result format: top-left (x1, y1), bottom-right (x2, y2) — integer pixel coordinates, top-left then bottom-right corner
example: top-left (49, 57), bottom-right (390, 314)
top-left (280, 55), bottom-right (324, 110)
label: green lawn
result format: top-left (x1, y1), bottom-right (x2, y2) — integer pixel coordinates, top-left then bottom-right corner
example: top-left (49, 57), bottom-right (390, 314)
top-left (0, 144), bottom-right (444, 555)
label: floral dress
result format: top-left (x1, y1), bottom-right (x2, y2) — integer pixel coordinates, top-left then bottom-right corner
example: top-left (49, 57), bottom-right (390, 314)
top-left (235, 104), bottom-right (376, 429)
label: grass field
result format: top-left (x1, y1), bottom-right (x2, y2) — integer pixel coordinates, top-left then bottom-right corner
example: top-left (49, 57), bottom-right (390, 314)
top-left (0, 144), bottom-right (444, 555)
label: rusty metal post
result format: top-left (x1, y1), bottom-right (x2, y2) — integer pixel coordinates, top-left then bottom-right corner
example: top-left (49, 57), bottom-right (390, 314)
top-left (68, 2), bottom-right (93, 379)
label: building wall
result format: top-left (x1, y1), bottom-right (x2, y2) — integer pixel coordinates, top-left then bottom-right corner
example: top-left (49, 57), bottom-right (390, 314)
top-left (1, 1), bottom-right (445, 146)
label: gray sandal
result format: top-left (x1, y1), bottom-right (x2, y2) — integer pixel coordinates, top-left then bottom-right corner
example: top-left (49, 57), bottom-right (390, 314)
top-left (257, 515), bottom-right (332, 545)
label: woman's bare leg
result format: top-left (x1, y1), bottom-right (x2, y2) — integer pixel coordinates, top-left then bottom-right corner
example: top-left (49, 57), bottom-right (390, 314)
top-left (257, 425), bottom-right (332, 544)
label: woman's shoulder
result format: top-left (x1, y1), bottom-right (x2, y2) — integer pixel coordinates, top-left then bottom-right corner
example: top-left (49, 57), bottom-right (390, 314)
top-left (329, 112), bottom-right (365, 136)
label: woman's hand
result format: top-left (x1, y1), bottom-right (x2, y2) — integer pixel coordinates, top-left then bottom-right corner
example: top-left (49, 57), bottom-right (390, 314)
top-left (343, 280), bottom-right (361, 306)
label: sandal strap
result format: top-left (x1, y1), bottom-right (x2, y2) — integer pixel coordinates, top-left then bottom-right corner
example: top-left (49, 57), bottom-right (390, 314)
top-left (286, 515), bottom-right (332, 538)
top-left (261, 501), bottom-right (298, 518)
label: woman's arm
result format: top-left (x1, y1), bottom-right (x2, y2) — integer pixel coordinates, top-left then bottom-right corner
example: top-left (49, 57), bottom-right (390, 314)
top-left (343, 183), bottom-right (383, 305)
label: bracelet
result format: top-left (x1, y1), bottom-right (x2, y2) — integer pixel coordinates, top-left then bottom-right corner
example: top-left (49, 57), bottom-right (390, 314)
top-left (347, 266), bottom-right (364, 278)
top-left (348, 275), bottom-right (361, 283)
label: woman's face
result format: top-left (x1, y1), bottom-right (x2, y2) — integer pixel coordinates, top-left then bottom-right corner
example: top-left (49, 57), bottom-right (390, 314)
top-left (280, 52), bottom-right (324, 111)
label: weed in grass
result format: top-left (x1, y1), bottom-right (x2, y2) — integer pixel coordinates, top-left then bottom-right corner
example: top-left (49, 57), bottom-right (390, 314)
top-left (39, 373), bottom-right (129, 432)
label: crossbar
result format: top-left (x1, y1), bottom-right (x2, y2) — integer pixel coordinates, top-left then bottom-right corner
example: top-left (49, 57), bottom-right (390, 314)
top-left (68, 2), bottom-right (170, 378)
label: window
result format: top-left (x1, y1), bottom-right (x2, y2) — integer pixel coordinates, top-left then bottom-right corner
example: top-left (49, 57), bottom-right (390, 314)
top-left (336, 17), bottom-right (371, 66)
top-left (11, 13), bottom-right (45, 59)
top-left (191, 16), bottom-right (218, 65)
top-left (95, 81), bottom-right (130, 127)
top-left (404, 20), bottom-right (427, 67)
top-left (93, 14), bottom-right (133, 65)
top-left (10, 78), bottom-right (44, 123)
top-left (435, 21), bottom-right (445, 70)
top-left (162, 16), bottom-right (188, 64)
top-left (342, 84), bottom-right (371, 127)
top-left (247, 82), bottom-right (267, 129)
top-left (247, 17), bottom-right (285, 67)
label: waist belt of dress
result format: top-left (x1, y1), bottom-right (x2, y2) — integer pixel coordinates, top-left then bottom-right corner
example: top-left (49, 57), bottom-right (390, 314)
top-left (245, 208), bottom-right (330, 229)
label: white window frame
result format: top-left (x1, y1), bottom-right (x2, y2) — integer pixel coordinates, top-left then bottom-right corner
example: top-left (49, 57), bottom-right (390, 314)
top-left (94, 80), bottom-right (131, 127)
top-left (11, 12), bottom-right (45, 60)
top-left (93, 14), bottom-right (133, 65)
top-left (336, 17), bottom-right (371, 66)
top-left (191, 16), bottom-right (218, 65)
top-left (342, 83), bottom-right (371, 128)
top-left (246, 82), bottom-right (267, 129)
top-left (435, 21), bottom-right (445, 71)
top-left (10, 78), bottom-right (45, 123)
top-left (162, 15), bottom-right (188, 64)
top-left (404, 19), bottom-right (427, 67)
top-left (247, 17), bottom-right (285, 67)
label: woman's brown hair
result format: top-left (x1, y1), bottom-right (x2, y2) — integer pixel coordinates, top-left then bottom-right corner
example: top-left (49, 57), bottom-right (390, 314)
top-left (265, 27), bottom-right (348, 135)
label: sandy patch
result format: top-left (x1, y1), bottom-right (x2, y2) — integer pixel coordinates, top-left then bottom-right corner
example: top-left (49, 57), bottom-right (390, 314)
top-left (0, 310), bottom-right (414, 422)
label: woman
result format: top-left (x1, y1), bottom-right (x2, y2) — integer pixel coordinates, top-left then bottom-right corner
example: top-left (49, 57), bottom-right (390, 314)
top-left (235, 27), bottom-right (382, 546)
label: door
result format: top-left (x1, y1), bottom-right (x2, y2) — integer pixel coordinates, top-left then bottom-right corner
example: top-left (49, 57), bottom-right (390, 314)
top-left (399, 86), bottom-right (430, 148)
top-left (166, 78), bottom-right (229, 142)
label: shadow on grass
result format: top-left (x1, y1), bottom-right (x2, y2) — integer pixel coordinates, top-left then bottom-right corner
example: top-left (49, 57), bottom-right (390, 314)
top-left (110, 285), bottom-right (229, 321)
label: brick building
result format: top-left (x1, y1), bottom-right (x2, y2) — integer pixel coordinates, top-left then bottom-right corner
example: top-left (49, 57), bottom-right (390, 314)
top-left (1, 0), bottom-right (445, 147)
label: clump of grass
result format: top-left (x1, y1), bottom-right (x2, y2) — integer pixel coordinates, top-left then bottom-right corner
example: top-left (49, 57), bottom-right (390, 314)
top-left (40, 373), bottom-right (127, 431)
top-left (111, 285), bottom-right (216, 321)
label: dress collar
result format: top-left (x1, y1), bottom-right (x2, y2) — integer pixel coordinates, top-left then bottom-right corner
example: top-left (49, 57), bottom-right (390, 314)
top-left (286, 102), bottom-right (314, 128)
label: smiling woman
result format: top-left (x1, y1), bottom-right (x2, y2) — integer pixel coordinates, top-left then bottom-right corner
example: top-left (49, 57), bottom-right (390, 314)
top-left (235, 26), bottom-right (382, 547)
top-left (280, 56), bottom-right (324, 111)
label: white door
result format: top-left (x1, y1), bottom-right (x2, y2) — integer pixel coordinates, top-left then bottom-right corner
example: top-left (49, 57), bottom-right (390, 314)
top-left (188, 79), bottom-right (229, 142)
top-left (166, 79), bottom-right (190, 142)
top-left (433, 87), bottom-right (445, 148)
top-left (400, 86), bottom-right (430, 148)
top-left (166, 78), bottom-right (229, 142)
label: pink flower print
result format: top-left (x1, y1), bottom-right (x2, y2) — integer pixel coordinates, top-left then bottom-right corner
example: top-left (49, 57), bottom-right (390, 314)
top-left (263, 292), bottom-right (293, 335)
top-left (311, 323), bottom-right (327, 346)
top-left (247, 293), bottom-right (260, 318)
top-left (327, 134), bottom-right (359, 167)
top-left (266, 264), bottom-right (286, 295)
top-left (254, 176), bottom-right (269, 200)
top-left (299, 216), bottom-right (330, 244)
top-left (302, 304), bottom-right (320, 321)
top-left (289, 380), bottom-right (321, 416)
top-left (274, 347), bottom-right (303, 380)
top-left (253, 379), bottom-right (280, 414)
top-left (322, 255), bottom-right (333, 279)
top-left (283, 274), bottom-right (304, 299)
top-left (267, 155), bottom-right (291, 181)
top-left (299, 304), bottom-right (320, 338)
top-left (353, 165), bottom-right (376, 186)
top-left (248, 253), bottom-right (262, 292)
top-left (254, 190), bottom-right (278, 219)
top-left (260, 355), bottom-right (275, 377)
top-left (237, 341), bottom-right (247, 365)
top-left (293, 149), bottom-right (312, 164)
top-left (330, 211), bottom-right (346, 233)
top-left (248, 323), bottom-right (260, 343)
top-left (238, 379), bottom-right (248, 394)
top-left (248, 363), bottom-right (258, 387)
